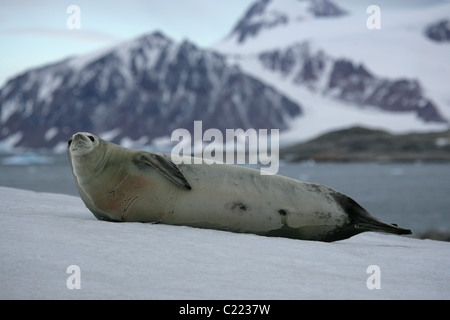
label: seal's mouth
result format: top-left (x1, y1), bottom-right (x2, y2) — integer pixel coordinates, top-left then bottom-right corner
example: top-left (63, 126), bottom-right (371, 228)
top-left (71, 140), bottom-right (89, 150)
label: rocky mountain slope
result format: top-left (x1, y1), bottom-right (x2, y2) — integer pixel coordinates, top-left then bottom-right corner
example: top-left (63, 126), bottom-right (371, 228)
top-left (228, 0), bottom-right (347, 44)
top-left (257, 42), bottom-right (446, 123)
top-left (215, 0), bottom-right (450, 140)
top-left (0, 32), bottom-right (301, 149)
top-left (425, 19), bottom-right (450, 42)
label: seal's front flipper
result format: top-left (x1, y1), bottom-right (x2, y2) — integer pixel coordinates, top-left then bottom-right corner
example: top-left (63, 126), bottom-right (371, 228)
top-left (134, 152), bottom-right (192, 190)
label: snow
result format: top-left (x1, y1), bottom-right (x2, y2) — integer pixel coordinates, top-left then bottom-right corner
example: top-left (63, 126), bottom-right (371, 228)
top-left (214, 1), bottom-right (450, 142)
top-left (435, 137), bottom-right (450, 147)
top-left (1, 99), bottom-right (18, 124)
top-left (67, 44), bottom-right (120, 73)
top-left (0, 132), bottom-right (23, 153)
top-left (99, 128), bottom-right (122, 142)
top-left (37, 74), bottom-right (63, 104)
top-left (44, 127), bottom-right (59, 142)
top-left (120, 136), bottom-right (150, 149)
top-left (1, 186), bottom-right (449, 300)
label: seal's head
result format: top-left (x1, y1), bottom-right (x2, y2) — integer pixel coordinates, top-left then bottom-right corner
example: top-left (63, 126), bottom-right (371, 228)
top-left (68, 132), bottom-right (109, 184)
top-left (68, 132), bottom-right (100, 156)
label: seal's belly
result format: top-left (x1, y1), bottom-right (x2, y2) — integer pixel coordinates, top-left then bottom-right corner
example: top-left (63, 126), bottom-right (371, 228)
top-left (167, 190), bottom-right (284, 233)
top-left (91, 169), bottom-right (174, 222)
top-left (158, 164), bottom-right (292, 233)
top-left (159, 163), bottom-right (349, 235)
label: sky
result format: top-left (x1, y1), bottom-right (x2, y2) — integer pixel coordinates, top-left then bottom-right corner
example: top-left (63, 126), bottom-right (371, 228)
top-left (0, 0), bottom-right (448, 87)
top-left (0, 0), bottom-right (254, 86)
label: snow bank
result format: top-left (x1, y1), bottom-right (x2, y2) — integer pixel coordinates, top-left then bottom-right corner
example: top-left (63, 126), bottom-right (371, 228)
top-left (0, 186), bottom-right (449, 300)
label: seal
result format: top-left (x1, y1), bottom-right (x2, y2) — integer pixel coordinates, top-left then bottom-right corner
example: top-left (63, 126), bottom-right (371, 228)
top-left (67, 132), bottom-right (412, 242)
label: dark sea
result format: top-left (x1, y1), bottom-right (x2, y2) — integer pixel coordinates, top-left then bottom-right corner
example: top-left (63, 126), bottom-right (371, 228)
top-left (1, 153), bottom-right (449, 237)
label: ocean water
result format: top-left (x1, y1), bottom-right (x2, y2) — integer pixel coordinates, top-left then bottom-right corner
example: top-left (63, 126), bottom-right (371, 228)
top-left (1, 154), bottom-right (449, 235)
top-left (277, 161), bottom-right (450, 234)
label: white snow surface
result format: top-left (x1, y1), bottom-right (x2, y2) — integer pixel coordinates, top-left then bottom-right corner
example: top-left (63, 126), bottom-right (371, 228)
top-left (1, 186), bottom-right (449, 300)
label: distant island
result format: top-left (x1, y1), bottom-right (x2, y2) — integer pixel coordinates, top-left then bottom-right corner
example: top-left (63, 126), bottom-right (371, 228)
top-left (280, 126), bottom-right (450, 162)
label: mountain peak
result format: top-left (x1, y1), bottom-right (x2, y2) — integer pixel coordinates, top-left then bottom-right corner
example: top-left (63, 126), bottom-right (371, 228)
top-left (228, 0), bottom-right (347, 44)
top-left (135, 30), bottom-right (174, 45)
top-left (0, 31), bottom-right (302, 150)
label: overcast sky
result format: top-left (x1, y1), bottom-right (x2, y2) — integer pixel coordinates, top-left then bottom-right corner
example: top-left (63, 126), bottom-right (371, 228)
top-left (0, 0), bottom-right (255, 86)
top-left (1, 0), bottom-right (447, 86)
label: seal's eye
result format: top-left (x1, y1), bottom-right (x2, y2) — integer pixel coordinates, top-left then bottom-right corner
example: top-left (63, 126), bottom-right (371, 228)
top-left (88, 135), bottom-right (95, 142)
top-left (68, 139), bottom-right (72, 147)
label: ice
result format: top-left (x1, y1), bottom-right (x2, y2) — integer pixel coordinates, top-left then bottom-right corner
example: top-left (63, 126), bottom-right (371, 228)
top-left (1, 153), bottom-right (54, 166)
top-left (0, 186), bottom-right (449, 299)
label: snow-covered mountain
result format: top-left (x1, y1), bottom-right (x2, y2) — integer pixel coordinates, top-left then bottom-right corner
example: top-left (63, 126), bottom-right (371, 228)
top-left (425, 19), bottom-right (450, 42)
top-left (257, 42), bottom-right (445, 123)
top-left (228, 0), bottom-right (347, 44)
top-left (0, 31), bottom-right (301, 150)
top-left (215, 0), bottom-right (450, 142)
top-left (1, 0), bottom-right (450, 150)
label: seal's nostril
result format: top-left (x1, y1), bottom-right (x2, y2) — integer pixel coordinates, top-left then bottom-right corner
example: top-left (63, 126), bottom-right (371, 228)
top-left (74, 133), bottom-right (88, 141)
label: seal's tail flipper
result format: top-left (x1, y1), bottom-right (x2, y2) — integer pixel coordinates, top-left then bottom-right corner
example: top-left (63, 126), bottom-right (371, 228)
top-left (321, 220), bottom-right (412, 242)
top-left (354, 220), bottom-right (412, 236)
top-left (326, 191), bottom-right (412, 242)
top-left (347, 199), bottom-right (413, 237)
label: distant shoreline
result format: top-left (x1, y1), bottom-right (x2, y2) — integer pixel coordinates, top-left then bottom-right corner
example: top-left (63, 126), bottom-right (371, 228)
top-left (413, 230), bottom-right (450, 242)
top-left (281, 126), bottom-right (450, 163)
